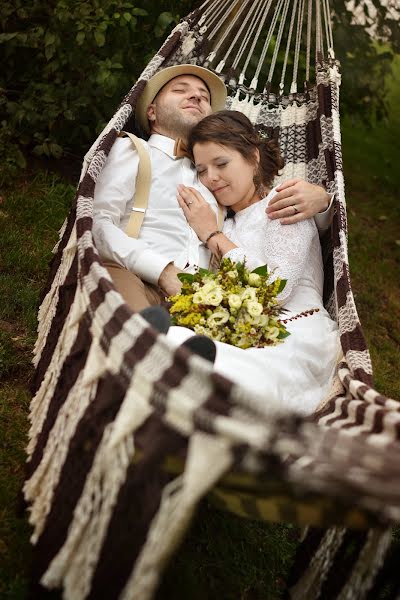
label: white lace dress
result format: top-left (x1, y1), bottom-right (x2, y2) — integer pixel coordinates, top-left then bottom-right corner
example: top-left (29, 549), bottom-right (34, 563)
top-left (167, 189), bottom-right (339, 417)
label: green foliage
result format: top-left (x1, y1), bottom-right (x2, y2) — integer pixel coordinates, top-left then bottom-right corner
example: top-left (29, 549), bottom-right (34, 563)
top-left (0, 0), bottom-right (193, 173)
top-left (330, 1), bottom-right (397, 122)
top-left (1, 0), bottom-right (399, 176)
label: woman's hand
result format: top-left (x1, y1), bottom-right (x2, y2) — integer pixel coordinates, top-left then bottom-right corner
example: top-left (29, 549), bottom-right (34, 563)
top-left (177, 185), bottom-right (218, 242)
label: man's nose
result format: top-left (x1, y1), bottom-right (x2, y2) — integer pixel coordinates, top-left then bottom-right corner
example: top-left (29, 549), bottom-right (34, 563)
top-left (188, 89), bottom-right (201, 102)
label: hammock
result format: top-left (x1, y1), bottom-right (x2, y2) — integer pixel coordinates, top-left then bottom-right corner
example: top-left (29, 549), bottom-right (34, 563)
top-left (24, 1), bottom-right (400, 598)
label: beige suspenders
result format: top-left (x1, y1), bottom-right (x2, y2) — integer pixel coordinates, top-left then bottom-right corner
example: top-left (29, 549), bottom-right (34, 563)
top-left (119, 131), bottom-right (224, 242)
top-left (119, 131), bottom-right (152, 239)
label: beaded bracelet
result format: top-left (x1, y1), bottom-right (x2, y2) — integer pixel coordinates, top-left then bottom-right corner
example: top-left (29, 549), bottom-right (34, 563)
top-left (204, 229), bottom-right (222, 248)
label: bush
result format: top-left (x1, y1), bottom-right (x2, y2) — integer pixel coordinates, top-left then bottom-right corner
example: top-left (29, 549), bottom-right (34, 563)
top-left (0, 0), bottom-right (193, 168)
top-left (0, 0), bottom-right (397, 180)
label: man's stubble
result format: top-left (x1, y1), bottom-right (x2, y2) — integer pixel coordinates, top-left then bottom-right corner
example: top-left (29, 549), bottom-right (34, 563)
top-left (154, 100), bottom-right (205, 140)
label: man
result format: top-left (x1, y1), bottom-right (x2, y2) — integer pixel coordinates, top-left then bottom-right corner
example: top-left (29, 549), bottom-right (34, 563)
top-left (93, 64), bottom-right (332, 311)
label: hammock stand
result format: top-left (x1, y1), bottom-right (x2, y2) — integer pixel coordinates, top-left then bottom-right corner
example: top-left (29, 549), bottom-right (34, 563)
top-left (24, 2), bottom-right (400, 599)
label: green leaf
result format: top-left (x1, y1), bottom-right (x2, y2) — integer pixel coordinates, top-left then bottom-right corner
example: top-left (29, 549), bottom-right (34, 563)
top-left (44, 32), bottom-right (56, 46)
top-left (198, 267), bottom-right (212, 277)
top-left (278, 330), bottom-right (291, 340)
top-left (0, 33), bottom-right (18, 43)
top-left (14, 148), bottom-right (27, 169)
top-left (277, 279), bottom-right (287, 293)
top-left (76, 31), bottom-right (85, 45)
top-left (251, 264), bottom-right (269, 276)
top-left (131, 8), bottom-right (148, 16)
top-left (45, 45), bottom-right (55, 61)
top-left (155, 11), bottom-right (175, 35)
top-left (177, 273), bottom-right (194, 283)
top-left (94, 31), bottom-right (105, 47)
top-left (123, 12), bottom-right (131, 22)
top-left (49, 143), bottom-right (63, 159)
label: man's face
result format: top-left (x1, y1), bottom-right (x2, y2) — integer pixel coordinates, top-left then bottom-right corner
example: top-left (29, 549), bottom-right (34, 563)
top-left (147, 75), bottom-right (213, 140)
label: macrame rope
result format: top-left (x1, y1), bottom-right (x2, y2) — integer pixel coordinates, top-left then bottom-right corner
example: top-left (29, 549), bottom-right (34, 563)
top-left (306, 0), bottom-right (313, 82)
top-left (198, 0), bottom-right (219, 21)
top-left (207, 0), bottom-right (249, 63)
top-left (202, 0), bottom-right (230, 35)
top-left (231, 0), bottom-right (265, 72)
top-left (267, 0), bottom-right (292, 89)
top-left (280, 0), bottom-right (299, 93)
top-left (322, 0), bottom-right (334, 55)
top-left (238, 0), bottom-right (274, 86)
top-left (315, 0), bottom-right (324, 58)
top-left (216, 0), bottom-right (262, 74)
top-left (291, 0), bottom-right (306, 92)
top-left (252, 0), bottom-right (286, 89)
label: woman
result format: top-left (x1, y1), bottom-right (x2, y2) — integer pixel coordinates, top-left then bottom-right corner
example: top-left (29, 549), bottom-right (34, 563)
top-left (167, 110), bottom-right (339, 417)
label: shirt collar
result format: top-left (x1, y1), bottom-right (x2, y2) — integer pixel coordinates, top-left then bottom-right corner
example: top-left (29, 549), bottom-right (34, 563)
top-left (148, 133), bottom-right (179, 159)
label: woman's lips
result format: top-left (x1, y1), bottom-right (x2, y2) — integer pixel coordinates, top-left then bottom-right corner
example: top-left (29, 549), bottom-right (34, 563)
top-left (212, 185), bottom-right (228, 193)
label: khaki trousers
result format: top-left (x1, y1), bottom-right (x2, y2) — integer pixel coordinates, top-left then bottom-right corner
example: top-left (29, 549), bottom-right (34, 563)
top-left (103, 261), bottom-right (165, 312)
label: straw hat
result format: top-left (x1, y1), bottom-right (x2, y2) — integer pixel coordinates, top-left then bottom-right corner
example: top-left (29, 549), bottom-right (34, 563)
top-left (135, 64), bottom-right (227, 133)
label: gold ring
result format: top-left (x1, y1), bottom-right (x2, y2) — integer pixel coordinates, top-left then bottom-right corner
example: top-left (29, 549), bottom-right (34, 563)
top-left (293, 205), bottom-right (299, 215)
top-left (187, 200), bottom-right (193, 205)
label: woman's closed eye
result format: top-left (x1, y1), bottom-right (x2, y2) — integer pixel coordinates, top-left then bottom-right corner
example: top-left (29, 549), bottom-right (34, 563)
top-left (196, 162), bottom-right (228, 175)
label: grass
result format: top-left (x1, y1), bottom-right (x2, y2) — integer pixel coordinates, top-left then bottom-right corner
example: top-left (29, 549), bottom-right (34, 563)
top-left (0, 58), bottom-right (399, 599)
top-left (0, 173), bottom-right (74, 598)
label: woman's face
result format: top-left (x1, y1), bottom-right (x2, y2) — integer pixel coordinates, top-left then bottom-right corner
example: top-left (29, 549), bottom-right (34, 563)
top-left (193, 141), bottom-right (259, 211)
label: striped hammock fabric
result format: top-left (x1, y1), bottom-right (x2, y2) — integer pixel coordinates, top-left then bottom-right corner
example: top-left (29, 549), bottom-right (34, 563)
top-left (24, 2), bottom-right (400, 599)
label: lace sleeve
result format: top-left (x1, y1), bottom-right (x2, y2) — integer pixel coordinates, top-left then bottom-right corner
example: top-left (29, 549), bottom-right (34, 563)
top-left (223, 209), bottom-right (317, 304)
top-left (263, 217), bottom-right (317, 303)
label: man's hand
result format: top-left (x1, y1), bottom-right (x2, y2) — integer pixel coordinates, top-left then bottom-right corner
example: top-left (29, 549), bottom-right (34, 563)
top-left (158, 263), bottom-right (183, 297)
top-left (266, 178), bottom-right (330, 224)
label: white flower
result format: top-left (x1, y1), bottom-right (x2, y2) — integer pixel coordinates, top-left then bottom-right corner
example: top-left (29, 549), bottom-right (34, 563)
top-left (207, 308), bottom-right (229, 328)
top-left (251, 314), bottom-right (269, 327)
top-left (204, 287), bottom-right (223, 306)
top-left (228, 294), bottom-right (242, 310)
top-left (248, 273), bottom-right (261, 287)
top-left (241, 287), bottom-right (257, 302)
top-left (267, 326), bottom-right (280, 339)
top-left (246, 301), bottom-right (263, 318)
top-left (226, 270), bottom-right (237, 279)
top-left (193, 291), bottom-right (206, 304)
top-left (201, 280), bottom-right (218, 294)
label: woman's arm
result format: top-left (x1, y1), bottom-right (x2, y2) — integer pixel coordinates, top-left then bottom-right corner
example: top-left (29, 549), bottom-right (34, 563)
top-left (259, 211), bottom-right (317, 303)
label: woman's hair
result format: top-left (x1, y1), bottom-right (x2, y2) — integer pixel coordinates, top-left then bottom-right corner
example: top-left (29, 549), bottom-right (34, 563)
top-left (187, 110), bottom-right (284, 189)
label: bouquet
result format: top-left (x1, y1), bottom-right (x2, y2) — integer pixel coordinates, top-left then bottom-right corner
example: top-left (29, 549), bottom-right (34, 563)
top-left (168, 258), bottom-right (290, 349)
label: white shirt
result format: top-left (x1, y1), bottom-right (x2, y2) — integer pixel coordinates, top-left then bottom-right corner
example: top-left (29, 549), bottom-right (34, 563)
top-left (93, 134), bottom-right (219, 285)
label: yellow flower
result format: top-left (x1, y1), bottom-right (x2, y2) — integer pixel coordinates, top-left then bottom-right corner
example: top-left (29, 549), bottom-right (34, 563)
top-left (178, 313), bottom-right (202, 327)
top-left (207, 308), bottom-right (229, 328)
top-left (169, 295), bottom-right (193, 313)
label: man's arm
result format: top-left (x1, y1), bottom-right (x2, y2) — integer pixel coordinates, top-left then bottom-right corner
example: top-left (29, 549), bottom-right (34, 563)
top-left (266, 178), bottom-right (334, 232)
top-left (93, 137), bottom-right (172, 286)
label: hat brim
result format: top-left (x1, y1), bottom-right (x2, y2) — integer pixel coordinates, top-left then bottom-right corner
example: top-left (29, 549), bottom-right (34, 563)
top-left (135, 64), bottom-right (227, 134)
